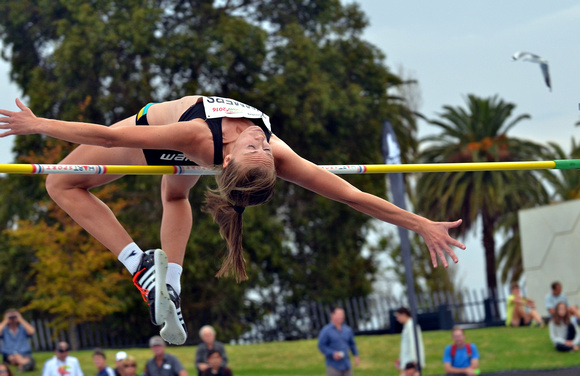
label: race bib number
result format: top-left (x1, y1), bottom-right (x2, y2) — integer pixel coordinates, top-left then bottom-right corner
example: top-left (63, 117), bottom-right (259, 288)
top-left (203, 96), bottom-right (271, 132)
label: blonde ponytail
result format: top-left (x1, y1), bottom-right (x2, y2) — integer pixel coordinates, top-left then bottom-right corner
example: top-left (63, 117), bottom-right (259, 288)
top-left (203, 160), bottom-right (276, 281)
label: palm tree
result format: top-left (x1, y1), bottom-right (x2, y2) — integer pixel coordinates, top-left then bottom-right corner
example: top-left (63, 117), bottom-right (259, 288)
top-left (539, 139), bottom-right (580, 200)
top-left (416, 94), bottom-right (548, 292)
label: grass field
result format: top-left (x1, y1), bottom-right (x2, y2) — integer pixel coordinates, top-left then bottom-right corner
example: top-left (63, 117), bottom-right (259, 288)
top-left (17, 326), bottom-right (580, 376)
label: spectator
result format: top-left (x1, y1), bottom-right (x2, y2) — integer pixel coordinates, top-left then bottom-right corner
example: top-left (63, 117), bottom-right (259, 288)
top-left (394, 307), bottom-right (424, 376)
top-left (318, 307), bottom-right (359, 376)
top-left (145, 336), bottom-right (187, 376)
top-left (0, 362), bottom-right (13, 376)
top-left (41, 341), bottom-right (83, 376)
top-left (93, 348), bottom-right (115, 376)
top-left (121, 357), bottom-right (138, 376)
top-left (442, 327), bottom-right (480, 376)
top-left (114, 352), bottom-right (127, 376)
top-left (505, 283), bottom-right (543, 327)
top-left (200, 350), bottom-right (233, 376)
top-left (195, 326), bottom-right (228, 376)
top-left (549, 302), bottom-right (580, 352)
top-left (0, 308), bottom-right (35, 372)
top-left (403, 362), bottom-right (419, 376)
top-left (545, 281), bottom-right (580, 320)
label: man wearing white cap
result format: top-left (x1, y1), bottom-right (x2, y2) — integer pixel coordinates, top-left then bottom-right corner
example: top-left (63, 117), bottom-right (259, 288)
top-left (114, 351), bottom-right (127, 376)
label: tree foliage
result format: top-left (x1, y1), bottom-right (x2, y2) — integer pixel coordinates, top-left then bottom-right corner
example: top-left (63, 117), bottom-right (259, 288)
top-left (416, 94), bottom-right (548, 291)
top-left (6, 194), bottom-right (125, 350)
top-left (0, 0), bottom-right (419, 338)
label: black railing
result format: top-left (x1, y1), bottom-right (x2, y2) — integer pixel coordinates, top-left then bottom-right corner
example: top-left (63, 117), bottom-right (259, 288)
top-left (14, 288), bottom-right (508, 351)
top-left (235, 287), bottom-right (508, 343)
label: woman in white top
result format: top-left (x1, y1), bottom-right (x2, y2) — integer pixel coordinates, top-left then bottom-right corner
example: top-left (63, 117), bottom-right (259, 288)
top-left (549, 302), bottom-right (579, 352)
top-left (395, 307), bottom-right (425, 375)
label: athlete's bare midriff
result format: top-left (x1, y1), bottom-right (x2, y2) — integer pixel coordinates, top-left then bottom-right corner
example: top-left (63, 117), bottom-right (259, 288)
top-left (144, 95), bottom-right (203, 125)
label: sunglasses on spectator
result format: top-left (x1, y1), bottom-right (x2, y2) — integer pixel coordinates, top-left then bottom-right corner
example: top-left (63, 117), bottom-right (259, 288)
top-left (57, 348), bottom-right (69, 353)
top-left (124, 364), bottom-right (136, 368)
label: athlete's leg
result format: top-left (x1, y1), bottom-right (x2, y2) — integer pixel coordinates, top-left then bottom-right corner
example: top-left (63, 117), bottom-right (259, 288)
top-left (159, 174), bottom-right (199, 345)
top-left (160, 175), bottom-right (200, 265)
top-left (45, 117), bottom-right (144, 255)
top-left (45, 116), bottom-right (171, 326)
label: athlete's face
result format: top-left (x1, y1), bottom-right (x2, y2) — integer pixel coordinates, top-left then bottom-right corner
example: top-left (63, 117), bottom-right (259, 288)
top-left (224, 126), bottom-right (274, 170)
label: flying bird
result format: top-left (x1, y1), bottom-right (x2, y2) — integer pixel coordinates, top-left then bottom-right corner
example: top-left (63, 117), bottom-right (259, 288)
top-left (511, 51), bottom-right (551, 91)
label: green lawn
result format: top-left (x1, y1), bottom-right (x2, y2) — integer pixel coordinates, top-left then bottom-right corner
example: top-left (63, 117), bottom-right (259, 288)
top-left (19, 327), bottom-right (580, 376)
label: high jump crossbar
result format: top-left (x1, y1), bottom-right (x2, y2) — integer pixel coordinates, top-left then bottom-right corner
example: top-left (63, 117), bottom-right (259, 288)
top-left (0, 160), bottom-right (578, 175)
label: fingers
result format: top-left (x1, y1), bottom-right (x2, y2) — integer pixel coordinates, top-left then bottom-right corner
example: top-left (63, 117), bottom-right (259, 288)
top-left (443, 245), bottom-right (459, 264)
top-left (0, 109), bottom-right (14, 119)
top-left (0, 130), bottom-right (14, 138)
top-left (15, 98), bottom-right (27, 111)
top-left (430, 250), bottom-right (438, 268)
top-left (448, 218), bottom-right (463, 228)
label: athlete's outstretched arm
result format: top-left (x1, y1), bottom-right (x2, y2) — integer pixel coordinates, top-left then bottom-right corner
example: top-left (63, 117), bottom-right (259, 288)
top-left (0, 98), bottom-right (202, 153)
top-left (272, 137), bottom-right (466, 268)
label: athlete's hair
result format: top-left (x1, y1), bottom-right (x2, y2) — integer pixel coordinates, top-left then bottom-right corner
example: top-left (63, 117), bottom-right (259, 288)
top-left (203, 159), bottom-right (276, 281)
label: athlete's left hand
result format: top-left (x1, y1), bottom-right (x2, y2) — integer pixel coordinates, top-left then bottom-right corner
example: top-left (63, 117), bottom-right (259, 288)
top-left (418, 218), bottom-right (465, 268)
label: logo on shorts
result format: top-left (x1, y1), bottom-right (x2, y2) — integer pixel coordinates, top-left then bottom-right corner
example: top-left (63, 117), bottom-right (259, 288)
top-left (160, 153), bottom-right (192, 162)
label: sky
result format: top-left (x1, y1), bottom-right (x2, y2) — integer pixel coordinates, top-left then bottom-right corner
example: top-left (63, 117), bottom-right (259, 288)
top-left (350, 0), bottom-right (580, 296)
top-left (1, 1), bottom-right (579, 295)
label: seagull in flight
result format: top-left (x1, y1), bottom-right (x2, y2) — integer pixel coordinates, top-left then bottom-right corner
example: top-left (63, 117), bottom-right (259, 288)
top-left (511, 51), bottom-right (551, 91)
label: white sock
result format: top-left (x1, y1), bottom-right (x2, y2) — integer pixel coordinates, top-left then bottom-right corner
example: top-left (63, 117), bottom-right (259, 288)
top-left (118, 242), bottom-right (144, 275)
top-left (166, 263), bottom-right (183, 295)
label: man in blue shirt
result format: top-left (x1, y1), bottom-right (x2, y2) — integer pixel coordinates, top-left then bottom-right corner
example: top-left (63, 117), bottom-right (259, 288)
top-left (0, 309), bottom-right (35, 372)
top-left (318, 307), bottom-right (359, 376)
top-left (442, 327), bottom-right (480, 376)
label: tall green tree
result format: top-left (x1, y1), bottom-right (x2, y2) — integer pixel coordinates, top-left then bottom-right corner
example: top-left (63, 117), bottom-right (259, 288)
top-left (416, 94), bottom-right (548, 291)
top-left (0, 0), bottom-right (419, 337)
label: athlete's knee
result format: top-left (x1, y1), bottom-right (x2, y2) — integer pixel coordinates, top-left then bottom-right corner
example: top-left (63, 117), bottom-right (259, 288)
top-left (161, 188), bottom-right (190, 203)
top-left (45, 175), bottom-right (80, 202)
top-left (161, 176), bottom-right (197, 203)
top-left (45, 174), bottom-right (64, 200)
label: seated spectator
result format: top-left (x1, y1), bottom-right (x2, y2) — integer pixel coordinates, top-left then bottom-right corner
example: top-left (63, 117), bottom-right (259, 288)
top-left (114, 352), bottom-right (127, 376)
top-left (200, 350), bottom-right (233, 376)
top-left (41, 341), bottom-right (83, 376)
top-left (403, 362), bottom-right (419, 376)
top-left (145, 336), bottom-right (187, 376)
top-left (121, 356), bottom-right (138, 376)
top-left (549, 302), bottom-right (580, 352)
top-left (0, 309), bottom-right (35, 372)
top-left (93, 348), bottom-right (115, 376)
top-left (442, 327), bottom-right (480, 376)
top-left (0, 362), bottom-right (14, 376)
top-left (545, 281), bottom-right (580, 320)
top-left (394, 307), bottom-right (424, 376)
top-left (195, 326), bottom-right (228, 376)
top-left (505, 283), bottom-right (543, 327)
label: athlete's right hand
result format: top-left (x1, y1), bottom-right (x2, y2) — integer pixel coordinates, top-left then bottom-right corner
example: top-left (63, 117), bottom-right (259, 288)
top-left (0, 98), bottom-right (40, 137)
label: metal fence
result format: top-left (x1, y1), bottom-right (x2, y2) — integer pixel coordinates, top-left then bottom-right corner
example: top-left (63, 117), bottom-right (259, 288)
top-left (234, 287), bottom-right (509, 344)
top-left (19, 287), bottom-right (508, 351)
